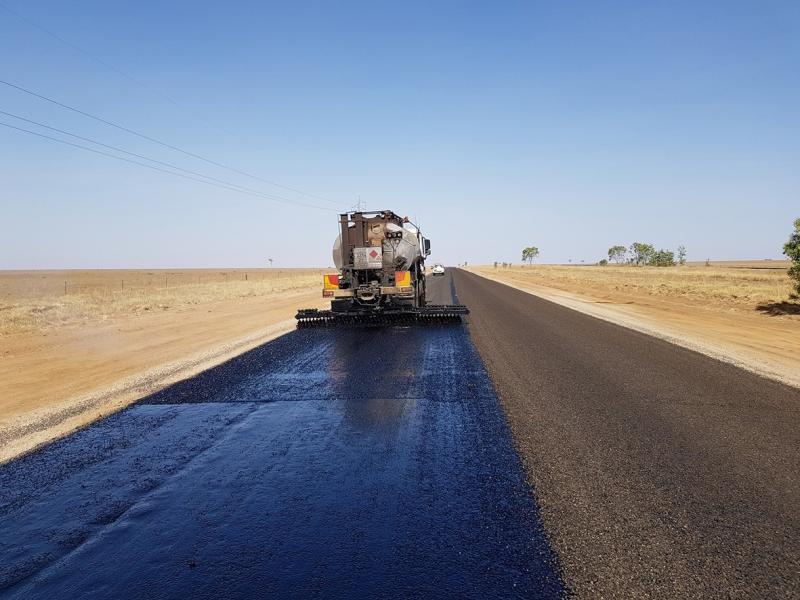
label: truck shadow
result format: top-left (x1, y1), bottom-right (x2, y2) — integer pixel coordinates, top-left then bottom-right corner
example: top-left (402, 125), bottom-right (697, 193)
top-left (756, 301), bottom-right (800, 316)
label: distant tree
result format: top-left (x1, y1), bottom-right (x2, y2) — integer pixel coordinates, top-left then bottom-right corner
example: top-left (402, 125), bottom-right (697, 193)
top-left (784, 218), bottom-right (800, 296)
top-left (630, 242), bottom-right (655, 266)
top-left (522, 246), bottom-right (540, 264)
top-left (650, 249), bottom-right (676, 267)
top-left (493, 261), bottom-right (498, 268)
top-left (608, 245), bottom-right (627, 264)
top-left (598, 259), bottom-right (609, 266)
top-left (677, 245), bottom-right (687, 266)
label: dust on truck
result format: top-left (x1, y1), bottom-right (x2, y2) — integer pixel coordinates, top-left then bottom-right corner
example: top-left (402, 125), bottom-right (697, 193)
top-left (296, 210), bottom-right (468, 326)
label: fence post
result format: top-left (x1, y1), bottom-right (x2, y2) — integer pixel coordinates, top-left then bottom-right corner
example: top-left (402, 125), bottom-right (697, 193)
top-left (64, 280), bottom-right (67, 295)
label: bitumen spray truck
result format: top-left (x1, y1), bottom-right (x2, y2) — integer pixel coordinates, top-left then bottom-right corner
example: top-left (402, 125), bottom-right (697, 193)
top-left (296, 210), bottom-right (468, 326)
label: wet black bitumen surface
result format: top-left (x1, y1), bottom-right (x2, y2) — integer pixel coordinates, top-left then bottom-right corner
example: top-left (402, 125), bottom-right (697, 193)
top-left (0, 274), bottom-right (563, 599)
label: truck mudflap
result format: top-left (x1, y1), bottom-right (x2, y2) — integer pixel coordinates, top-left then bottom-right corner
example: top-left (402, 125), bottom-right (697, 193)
top-left (295, 304), bottom-right (470, 327)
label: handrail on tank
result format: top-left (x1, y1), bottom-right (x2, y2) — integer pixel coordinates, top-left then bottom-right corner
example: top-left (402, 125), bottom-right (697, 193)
top-left (339, 210), bottom-right (420, 232)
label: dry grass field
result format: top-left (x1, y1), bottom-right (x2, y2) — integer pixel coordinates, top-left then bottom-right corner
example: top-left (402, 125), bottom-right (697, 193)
top-left (0, 268), bottom-right (329, 462)
top-left (473, 261), bottom-right (795, 315)
top-left (0, 268), bottom-right (328, 335)
top-left (469, 260), bottom-right (800, 387)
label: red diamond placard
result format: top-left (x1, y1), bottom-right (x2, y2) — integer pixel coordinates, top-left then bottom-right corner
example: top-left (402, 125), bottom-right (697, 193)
top-left (369, 250), bottom-right (379, 259)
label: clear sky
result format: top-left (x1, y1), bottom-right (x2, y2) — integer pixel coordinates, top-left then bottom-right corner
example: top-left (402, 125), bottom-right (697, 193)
top-left (1, 0), bottom-right (798, 268)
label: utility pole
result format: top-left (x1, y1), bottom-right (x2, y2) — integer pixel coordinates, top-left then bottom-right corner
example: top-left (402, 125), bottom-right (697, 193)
top-left (352, 196), bottom-right (365, 212)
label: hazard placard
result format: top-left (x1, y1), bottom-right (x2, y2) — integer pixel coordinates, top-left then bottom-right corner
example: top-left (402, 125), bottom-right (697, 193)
top-left (354, 246), bottom-right (383, 269)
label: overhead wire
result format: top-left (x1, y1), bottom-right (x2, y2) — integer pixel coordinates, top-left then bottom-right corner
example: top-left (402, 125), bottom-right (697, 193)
top-left (0, 1), bottom-right (185, 111)
top-left (0, 120), bottom-right (336, 211)
top-left (0, 108), bottom-right (329, 207)
top-left (0, 0), bottom-right (340, 204)
top-left (0, 78), bottom-right (341, 206)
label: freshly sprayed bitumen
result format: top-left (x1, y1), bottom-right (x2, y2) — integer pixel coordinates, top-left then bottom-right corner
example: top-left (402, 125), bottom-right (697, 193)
top-left (0, 274), bottom-right (563, 599)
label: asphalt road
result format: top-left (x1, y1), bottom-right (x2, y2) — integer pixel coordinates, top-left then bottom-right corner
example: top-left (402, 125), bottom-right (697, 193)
top-left (0, 273), bottom-right (562, 599)
top-left (453, 269), bottom-right (800, 599)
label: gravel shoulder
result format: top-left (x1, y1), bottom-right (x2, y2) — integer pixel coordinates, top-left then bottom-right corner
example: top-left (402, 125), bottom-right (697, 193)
top-left (454, 268), bottom-right (800, 598)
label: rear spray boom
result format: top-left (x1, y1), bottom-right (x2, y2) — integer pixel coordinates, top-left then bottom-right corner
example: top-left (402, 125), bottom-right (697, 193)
top-left (296, 304), bottom-right (469, 327)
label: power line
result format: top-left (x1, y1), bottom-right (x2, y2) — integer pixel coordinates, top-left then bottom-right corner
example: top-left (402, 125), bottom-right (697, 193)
top-left (0, 120), bottom-right (336, 211)
top-left (0, 78), bottom-right (340, 205)
top-left (0, 0), bottom-right (245, 143)
top-left (0, 108), bottom-right (321, 206)
top-left (0, 2), bottom-right (181, 108)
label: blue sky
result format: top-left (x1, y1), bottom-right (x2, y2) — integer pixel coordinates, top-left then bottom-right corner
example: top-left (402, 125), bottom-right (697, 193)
top-left (1, 1), bottom-right (798, 268)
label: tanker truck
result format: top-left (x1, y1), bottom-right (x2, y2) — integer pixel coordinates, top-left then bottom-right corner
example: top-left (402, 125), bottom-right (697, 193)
top-left (296, 210), bottom-right (469, 326)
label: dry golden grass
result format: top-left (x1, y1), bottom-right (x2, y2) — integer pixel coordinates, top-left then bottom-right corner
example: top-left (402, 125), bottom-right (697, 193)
top-left (0, 268), bottom-right (328, 335)
top-left (472, 261), bottom-right (795, 314)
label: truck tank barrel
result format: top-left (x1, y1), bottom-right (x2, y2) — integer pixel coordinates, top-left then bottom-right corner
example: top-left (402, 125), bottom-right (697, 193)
top-left (332, 224), bottom-right (421, 271)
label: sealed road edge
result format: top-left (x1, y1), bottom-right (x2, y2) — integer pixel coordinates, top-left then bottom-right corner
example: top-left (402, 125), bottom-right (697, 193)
top-left (0, 319), bottom-right (299, 465)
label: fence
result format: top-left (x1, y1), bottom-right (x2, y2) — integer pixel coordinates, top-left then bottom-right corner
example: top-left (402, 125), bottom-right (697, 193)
top-left (0, 269), bottom-right (328, 301)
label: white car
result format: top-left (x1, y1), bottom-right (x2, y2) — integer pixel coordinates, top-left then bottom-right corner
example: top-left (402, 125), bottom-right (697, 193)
top-left (431, 264), bottom-right (445, 276)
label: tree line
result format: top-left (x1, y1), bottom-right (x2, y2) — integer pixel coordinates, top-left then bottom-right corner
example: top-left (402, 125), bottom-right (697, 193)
top-left (786, 218), bottom-right (800, 297)
top-left (490, 247), bottom-right (540, 268)
top-left (604, 243), bottom-right (686, 267)
top-left (488, 218), bottom-right (800, 299)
